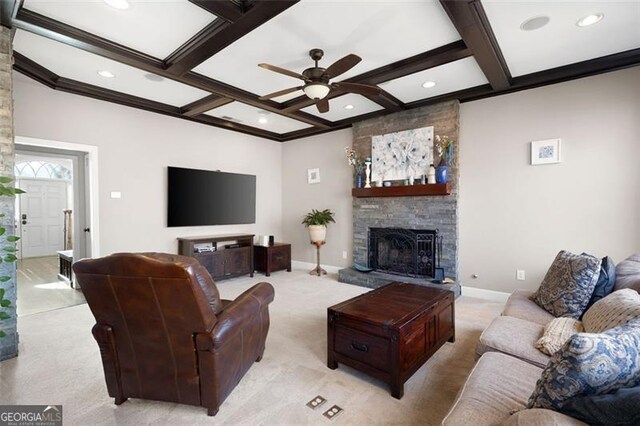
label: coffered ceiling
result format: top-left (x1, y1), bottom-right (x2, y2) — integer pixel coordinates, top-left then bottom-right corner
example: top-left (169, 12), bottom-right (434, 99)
top-left (2, 0), bottom-right (639, 142)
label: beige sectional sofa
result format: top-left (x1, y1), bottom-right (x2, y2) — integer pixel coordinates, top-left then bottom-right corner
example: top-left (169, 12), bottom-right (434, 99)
top-left (443, 290), bottom-right (586, 425)
top-left (443, 252), bottom-right (640, 425)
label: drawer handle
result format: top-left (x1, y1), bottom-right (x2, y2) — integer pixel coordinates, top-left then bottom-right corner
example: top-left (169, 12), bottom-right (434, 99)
top-left (351, 340), bottom-right (368, 353)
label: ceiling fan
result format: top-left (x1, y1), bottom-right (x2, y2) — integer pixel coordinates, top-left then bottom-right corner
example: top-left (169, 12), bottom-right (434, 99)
top-left (258, 48), bottom-right (382, 113)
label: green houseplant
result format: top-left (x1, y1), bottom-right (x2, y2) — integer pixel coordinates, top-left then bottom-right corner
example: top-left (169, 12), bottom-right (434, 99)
top-left (302, 209), bottom-right (335, 244)
top-left (0, 176), bottom-right (24, 338)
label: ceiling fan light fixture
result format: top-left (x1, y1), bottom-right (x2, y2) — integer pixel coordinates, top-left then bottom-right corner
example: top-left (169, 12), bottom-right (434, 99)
top-left (520, 16), bottom-right (550, 31)
top-left (103, 0), bottom-right (130, 10)
top-left (303, 83), bottom-right (331, 100)
top-left (577, 13), bottom-right (603, 27)
top-left (422, 81), bottom-right (437, 89)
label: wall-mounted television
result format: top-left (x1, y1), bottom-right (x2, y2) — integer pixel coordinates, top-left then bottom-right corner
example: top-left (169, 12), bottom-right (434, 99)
top-left (167, 166), bottom-right (256, 227)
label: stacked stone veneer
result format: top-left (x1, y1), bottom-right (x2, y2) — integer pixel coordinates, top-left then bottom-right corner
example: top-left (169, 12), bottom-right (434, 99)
top-left (0, 26), bottom-right (17, 361)
top-left (351, 100), bottom-right (460, 279)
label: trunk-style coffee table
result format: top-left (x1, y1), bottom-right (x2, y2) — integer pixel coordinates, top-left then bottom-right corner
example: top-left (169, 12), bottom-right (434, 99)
top-left (327, 282), bottom-right (455, 399)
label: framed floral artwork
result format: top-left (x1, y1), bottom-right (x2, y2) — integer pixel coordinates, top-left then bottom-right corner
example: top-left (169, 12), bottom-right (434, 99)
top-left (371, 126), bottom-right (433, 181)
top-left (531, 138), bottom-right (562, 165)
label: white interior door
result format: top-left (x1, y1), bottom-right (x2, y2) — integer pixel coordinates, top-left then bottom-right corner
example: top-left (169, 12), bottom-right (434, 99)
top-left (18, 179), bottom-right (68, 258)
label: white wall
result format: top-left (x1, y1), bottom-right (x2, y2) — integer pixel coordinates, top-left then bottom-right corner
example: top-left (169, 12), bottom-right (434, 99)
top-left (459, 67), bottom-right (640, 293)
top-left (281, 129), bottom-right (353, 268)
top-left (12, 73), bottom-right (283, 256)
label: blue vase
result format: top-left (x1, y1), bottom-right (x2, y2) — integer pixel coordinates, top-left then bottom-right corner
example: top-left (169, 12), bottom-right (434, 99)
top-left (435, 165), bottom-right (449, 183)
top-left (355, 171), bottom-right (365, 188)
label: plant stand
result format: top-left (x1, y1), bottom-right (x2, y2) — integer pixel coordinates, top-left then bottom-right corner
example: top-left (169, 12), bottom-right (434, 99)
top-left (309, 241), bottom-right (327, 276)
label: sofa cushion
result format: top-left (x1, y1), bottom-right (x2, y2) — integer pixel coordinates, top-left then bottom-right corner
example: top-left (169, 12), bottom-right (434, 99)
top-left (477, 316), bottom-right (550, 368)
top-left (502, 289), bottom-right (555, 326)
top-left (503, 408), bottom-right (587, 426)
top-left (584, 256), bottom-right (616, 311)
top-left (443, 352), bottom-right (543, 426)
top-left (558, 386), bottom-right (640, 426)
top-left (527, 321), bottom-right (640, 411)
top-left (614, 254), bottom-right (640, 292)
top-left (582, 289), bottom-right (640, 333)
top-left (531, 250), bottom-right (601, 319)
top-left (536, 317), bottom-right (584, 356)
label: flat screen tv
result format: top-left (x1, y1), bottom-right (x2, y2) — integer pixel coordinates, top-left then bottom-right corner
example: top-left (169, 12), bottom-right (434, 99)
top-left (167, 166), bottom-right (256, 227)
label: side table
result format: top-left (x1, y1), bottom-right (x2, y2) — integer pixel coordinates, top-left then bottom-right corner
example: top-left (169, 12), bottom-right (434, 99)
top-left (253, 243), bottom-right (291, 276)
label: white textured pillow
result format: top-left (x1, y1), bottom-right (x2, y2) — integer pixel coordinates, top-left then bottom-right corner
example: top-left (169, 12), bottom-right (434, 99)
top-left (536, 317), bottom-right (584, 355)
top-left (582, 289), bottom-right (640, 333)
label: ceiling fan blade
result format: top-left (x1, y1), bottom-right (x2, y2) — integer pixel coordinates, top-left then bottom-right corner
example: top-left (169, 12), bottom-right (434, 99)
top-left (258, 63), bottom-right (308, 81)
top-left (259, 86), bottom-right (304, 100)
top-left (333, 82), bottom-right (382, 97)
top-left (323, 54), bottom-right (362, 79)
top-left (316, 98), bottom-right (330, 113)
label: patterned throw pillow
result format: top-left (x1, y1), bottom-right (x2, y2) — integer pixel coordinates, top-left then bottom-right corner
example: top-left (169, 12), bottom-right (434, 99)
top-left (527, 321), bottom-right (640, 411)
top-left (584, 256), bottom-right (616, 311)
top-left (614, 254), bottom-right (640, 292)
top-left (536, 317), bottom-right (584, 355)
top-left (532, 251), bottom-right (602, 319)
top-left (582, 289), bottom-right (640, 333)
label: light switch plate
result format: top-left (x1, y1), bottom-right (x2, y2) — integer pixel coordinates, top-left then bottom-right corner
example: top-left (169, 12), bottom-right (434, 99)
top-left (110, 191), bottom-right (121, 199)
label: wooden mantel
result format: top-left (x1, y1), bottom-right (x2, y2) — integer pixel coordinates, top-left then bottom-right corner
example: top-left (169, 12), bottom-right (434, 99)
top-left (352, 183), bottom-right (451, 198)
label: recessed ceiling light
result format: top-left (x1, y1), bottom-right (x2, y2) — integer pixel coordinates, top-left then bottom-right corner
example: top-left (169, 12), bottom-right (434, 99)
top-left (258, 117), bottom-right (268, 124)
top-left (144, 73), bottom-right (164, 82)
top-left (97, 70), bottom-right (115, 78)
top-left (520, 16), bottom-right (550, 31)
top-left (344, 104), bottom-right (354, 110)
top-left (577, 13), bottom-right (603, 27)
top-left (103, 0), bottom-right (130, 10)
top-left (422, 81), bottom-right (436, 89)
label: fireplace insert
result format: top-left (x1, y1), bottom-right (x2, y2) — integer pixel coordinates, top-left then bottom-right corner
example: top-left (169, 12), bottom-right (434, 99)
top-left (368, 228), bottom-right (438, 278)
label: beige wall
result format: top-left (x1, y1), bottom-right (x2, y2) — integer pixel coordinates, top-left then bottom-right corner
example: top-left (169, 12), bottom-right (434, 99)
top-left (13, 65), bottom-right (640, 293)
top-left (12, 74), bottom-right (283, 256)
top-left (459, 67), bottom-right (640, 293)
top-left (281, 128), bottom-right (353, 268)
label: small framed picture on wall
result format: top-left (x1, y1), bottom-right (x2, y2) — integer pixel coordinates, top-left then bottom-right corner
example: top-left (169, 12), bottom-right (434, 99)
top-left (307, 168), bottom-right (320, 184)
top-left (531, 138), bottom-right (561, 165)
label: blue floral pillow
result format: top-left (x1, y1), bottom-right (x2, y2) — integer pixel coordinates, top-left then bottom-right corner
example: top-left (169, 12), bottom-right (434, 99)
top-left (528, 320), bottom-right (640, 410)
top-left (532, 250), bottom-right (602, 319)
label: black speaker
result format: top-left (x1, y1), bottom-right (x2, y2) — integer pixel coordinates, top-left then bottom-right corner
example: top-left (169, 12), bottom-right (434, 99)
top-left (268, 235), bottom-right (274, 246)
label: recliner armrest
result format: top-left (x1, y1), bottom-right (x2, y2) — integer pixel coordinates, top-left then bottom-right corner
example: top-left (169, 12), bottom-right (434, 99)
top-left (195, 282), bottom-right (274, 351)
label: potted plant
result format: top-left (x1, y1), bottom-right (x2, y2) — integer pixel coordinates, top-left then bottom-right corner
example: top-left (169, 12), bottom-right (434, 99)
top-left (302, 209), bottom-right (335, 243)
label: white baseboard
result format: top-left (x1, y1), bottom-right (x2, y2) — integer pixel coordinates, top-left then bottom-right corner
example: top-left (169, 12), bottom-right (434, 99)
top-left (291, 260), bottom-right (341, 274)
top-left (462, 286), bottom-right (510, 302)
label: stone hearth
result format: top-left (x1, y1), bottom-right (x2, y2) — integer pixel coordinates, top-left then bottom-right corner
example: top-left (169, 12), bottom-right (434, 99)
top-left (338, 267), bottom-right (461, 297)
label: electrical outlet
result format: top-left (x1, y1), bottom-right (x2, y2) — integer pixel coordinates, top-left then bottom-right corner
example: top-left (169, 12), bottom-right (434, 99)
top-left (516, 270), bottom-right (525, 281)
top-left (342, 251), bottom-right (348, 259)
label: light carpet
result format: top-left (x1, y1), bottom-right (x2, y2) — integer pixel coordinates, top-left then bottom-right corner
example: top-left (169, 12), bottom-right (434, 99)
top-left (0, 268), bottom-right (504, 425)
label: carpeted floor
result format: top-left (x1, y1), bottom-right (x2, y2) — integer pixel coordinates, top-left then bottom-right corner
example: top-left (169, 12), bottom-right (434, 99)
top-left (0, 268), bottom-right (503, 425)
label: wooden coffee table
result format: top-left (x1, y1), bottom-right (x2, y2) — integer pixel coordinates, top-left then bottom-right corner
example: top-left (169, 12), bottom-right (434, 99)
top-left (327, 282), bottom-right (455, 399)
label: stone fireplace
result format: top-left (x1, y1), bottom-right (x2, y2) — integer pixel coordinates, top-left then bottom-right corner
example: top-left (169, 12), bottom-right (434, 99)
top-left (338, 100), bottom-right (460, 296)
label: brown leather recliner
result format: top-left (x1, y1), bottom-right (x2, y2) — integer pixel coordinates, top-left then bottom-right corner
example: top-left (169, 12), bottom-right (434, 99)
top-left (72, 252), bottom-right (275, 416)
